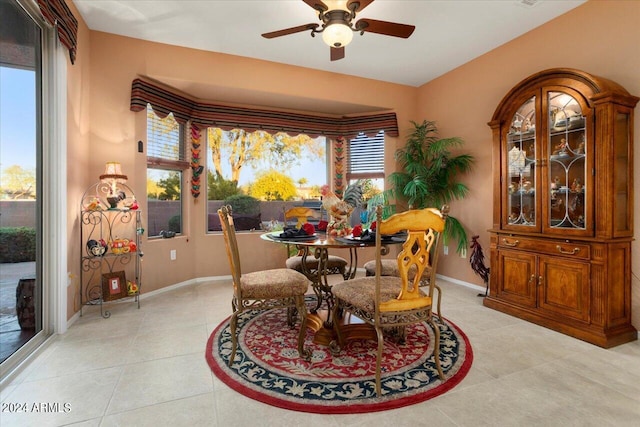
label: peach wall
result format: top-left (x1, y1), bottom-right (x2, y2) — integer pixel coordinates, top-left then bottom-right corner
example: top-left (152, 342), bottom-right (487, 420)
top-left (84, 31), bottom-right (417, 295)
top-left (416, 0), bottom-right (640, 328)
top-left (65, 0), bottom-right (92, 320)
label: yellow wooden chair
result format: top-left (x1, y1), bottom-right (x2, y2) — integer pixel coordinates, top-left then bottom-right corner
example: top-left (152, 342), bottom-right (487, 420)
top-left (284, 206), bottom-right (319, 228)
top-left (362, 240), bottom-right (444, 321)
top-left (330, 205), bottom-right (449, 396)
top-left (218, 205), bottom-right (311, 366)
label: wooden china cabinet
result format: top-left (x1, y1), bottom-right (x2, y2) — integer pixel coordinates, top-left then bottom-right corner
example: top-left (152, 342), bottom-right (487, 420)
top-left (485, 68), bottom-right (638, 348)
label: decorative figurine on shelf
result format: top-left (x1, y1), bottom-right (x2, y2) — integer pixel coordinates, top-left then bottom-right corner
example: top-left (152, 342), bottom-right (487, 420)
top-left (522, 180), bottom-right (532, 192)
top-left (109, 238), bottom-right (131, 255)
top-left (575, 141), bottom-right (585, 154)
top-left (84, 197), bottom-right (103, 212)
top-left (511, 117), bottom-right (523, 134)
top-left (86, 239), bottom-right (107, 256)
top-left (321, 182), bottom-right (363, 237)
top-left (127, 280), bottom-right (138, 295)
top-left (123, 198), bottom-right (139, 210)
top-left (571, 178), bottom-right (582, 192)
top-left (553, 139), bottom-right (568, 156)
top-left (106, 190), bottom-right (126, 209)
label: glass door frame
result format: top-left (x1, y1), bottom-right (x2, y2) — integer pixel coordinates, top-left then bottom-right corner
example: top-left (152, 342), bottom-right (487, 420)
top-left (501, 90), bottom-right (541, 233)
top-left (540, 86), bottom-right (594, 237)
top-left (0, 0), bottom-right (67, 385)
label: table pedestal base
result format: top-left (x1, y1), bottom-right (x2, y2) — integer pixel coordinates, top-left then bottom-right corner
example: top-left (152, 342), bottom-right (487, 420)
top-left (306, 310), bottom-right (377, 346)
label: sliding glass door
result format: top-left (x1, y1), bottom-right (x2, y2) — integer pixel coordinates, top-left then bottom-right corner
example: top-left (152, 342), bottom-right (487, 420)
top-left (0, 0), bottom-right (45, 371)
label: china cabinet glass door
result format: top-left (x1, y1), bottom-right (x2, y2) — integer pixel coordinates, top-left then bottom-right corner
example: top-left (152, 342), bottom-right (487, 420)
top-left (545, 90), bottom-right (588, 233)
top-left (505, 96), bottom-right (537, 229)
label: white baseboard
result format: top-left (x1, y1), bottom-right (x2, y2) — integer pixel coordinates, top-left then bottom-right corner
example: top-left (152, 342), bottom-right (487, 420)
top-left (65, 276), bottom-right (232, 330)
top-left (65, 273), bottom-right (486, 331)
top-left (137, 275), bottom-right (232, 301)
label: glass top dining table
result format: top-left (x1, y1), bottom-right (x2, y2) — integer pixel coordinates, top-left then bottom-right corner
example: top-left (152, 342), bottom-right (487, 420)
top-left (262, 230), bottom-right (404, 345)
top-left (261, 230), bottom-right (402, 318)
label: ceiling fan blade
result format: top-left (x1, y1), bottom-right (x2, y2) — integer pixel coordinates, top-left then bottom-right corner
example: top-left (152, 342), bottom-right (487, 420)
top-left (330, 46), bottom-right (345, 61)
top-left (302, 0), bottom-right (328, 12)
top-left (347, 0), bottom-right (374, 13)
top-left (262, 23), bottom-right (319, 39)
top-left (355, 18), bottom-right (415, 38)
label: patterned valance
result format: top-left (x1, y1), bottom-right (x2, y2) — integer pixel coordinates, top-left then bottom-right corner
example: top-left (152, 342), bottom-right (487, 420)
top-left (130, 77), bottom-right (398, 139)
top-left (37, 0), bottom-right (78, 64)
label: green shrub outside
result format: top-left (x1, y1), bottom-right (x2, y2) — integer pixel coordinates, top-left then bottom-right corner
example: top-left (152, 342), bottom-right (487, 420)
top-left (168, 215), bottom-right (181, 233)
top-left (0, 227), bottom-right (36, 263)
top-left (223, 194), bottom-right (260, 215)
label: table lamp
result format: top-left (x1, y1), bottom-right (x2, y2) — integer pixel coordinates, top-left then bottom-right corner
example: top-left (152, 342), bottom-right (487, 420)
top-left (100, 161), bottom-right (128, 208)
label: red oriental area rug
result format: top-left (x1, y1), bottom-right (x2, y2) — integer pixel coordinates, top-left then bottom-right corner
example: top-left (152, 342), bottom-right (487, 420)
top-left (206, 303), bottom-right (473, 414)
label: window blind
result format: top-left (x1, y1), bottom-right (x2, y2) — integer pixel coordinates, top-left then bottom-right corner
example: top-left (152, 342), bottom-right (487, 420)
top-left (348, 131), bottom-right (385, 179)
top-left (146, 105), bottom-right (186, 167)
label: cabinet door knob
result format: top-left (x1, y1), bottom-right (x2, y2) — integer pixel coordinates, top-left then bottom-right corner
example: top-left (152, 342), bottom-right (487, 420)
top-left (556, 245), bottom-right (580, 255)
top-left (529, 274), bottom-right (536, 285)
top-left (538, 276), bottom-right (543, 286)
top-left (502, 238), bottom-right (519, 247)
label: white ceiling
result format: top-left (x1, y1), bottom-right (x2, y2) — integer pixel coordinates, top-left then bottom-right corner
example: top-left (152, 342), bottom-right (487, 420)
top-left (73, 0), bottom-right (585, 88)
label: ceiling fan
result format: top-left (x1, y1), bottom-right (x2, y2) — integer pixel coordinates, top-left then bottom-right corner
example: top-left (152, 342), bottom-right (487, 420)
top-left (261, 0), bottom-right (415, 61)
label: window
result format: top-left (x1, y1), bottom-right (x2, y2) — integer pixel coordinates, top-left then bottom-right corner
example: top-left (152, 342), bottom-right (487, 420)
top-left (146, 104), bottom-right (187, 237)
top-left (206, 128), bottom-right (327, 232)
top-left (348, 130), bottom-right (385, 195)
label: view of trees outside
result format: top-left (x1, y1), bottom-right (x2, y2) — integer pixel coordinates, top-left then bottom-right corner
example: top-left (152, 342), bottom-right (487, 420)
top-left (249, 170), bottom-right (297, 201)
top-left (0, 165), bottom-right (36, 200)
top-left (206, 127), bottom-right (327, 202)
top-left (145, 120), bottom-right (328, 204)
top-left (146, 108), bottom-right (184, 236)
top-left (133, 105), bottom-right (385, 232)
top-left (147, 170), bottom-right (181, 201)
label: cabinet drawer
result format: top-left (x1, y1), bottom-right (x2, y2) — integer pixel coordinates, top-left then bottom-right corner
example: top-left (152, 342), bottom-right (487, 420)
top-left (498, 235), bottom-right (590, 260)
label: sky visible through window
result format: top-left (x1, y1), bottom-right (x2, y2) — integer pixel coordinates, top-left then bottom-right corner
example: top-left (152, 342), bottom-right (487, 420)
top-left (0, 67), bottom-right (36, 176)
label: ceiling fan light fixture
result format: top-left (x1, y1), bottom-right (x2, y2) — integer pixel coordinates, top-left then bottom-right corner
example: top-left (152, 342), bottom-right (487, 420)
top-left (322, 23), bottom-right (353, 47)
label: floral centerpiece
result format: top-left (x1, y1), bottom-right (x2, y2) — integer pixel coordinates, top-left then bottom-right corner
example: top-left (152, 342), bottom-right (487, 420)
top-left (320, 183), bottom-right (363, 237)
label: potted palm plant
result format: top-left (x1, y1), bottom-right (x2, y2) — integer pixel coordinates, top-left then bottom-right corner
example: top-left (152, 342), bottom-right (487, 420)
top-left (388, 120), bottom-right (474, 254)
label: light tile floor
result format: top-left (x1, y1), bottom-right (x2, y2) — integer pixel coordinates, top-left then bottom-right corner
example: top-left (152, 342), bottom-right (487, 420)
top-left (1, 275), bottom-right (639, 427)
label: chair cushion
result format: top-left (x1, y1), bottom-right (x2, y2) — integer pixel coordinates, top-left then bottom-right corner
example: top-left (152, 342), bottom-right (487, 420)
top-left (364, 259), bottom-right (430, 280)
top-left (332, 276), bottom-right (428, 313)
top-left (286, 255), bottom-right (347, 271)
top-left (240, 268), bottom-right (308, 299)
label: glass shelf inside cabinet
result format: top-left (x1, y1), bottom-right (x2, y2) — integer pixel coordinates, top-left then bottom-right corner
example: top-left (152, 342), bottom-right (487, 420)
top-left (507, 96), bottom-right (536, 226)
top-left (548, 91), bottom-right (586, 230)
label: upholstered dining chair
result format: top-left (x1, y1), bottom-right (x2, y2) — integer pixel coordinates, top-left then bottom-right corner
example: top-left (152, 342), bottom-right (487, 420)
top-left (330, 205), bottom-right (449, 396)
top-left (283, 206), bottom-right (347, 277)
top-left (218, 205), bottom-right (311, 366)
